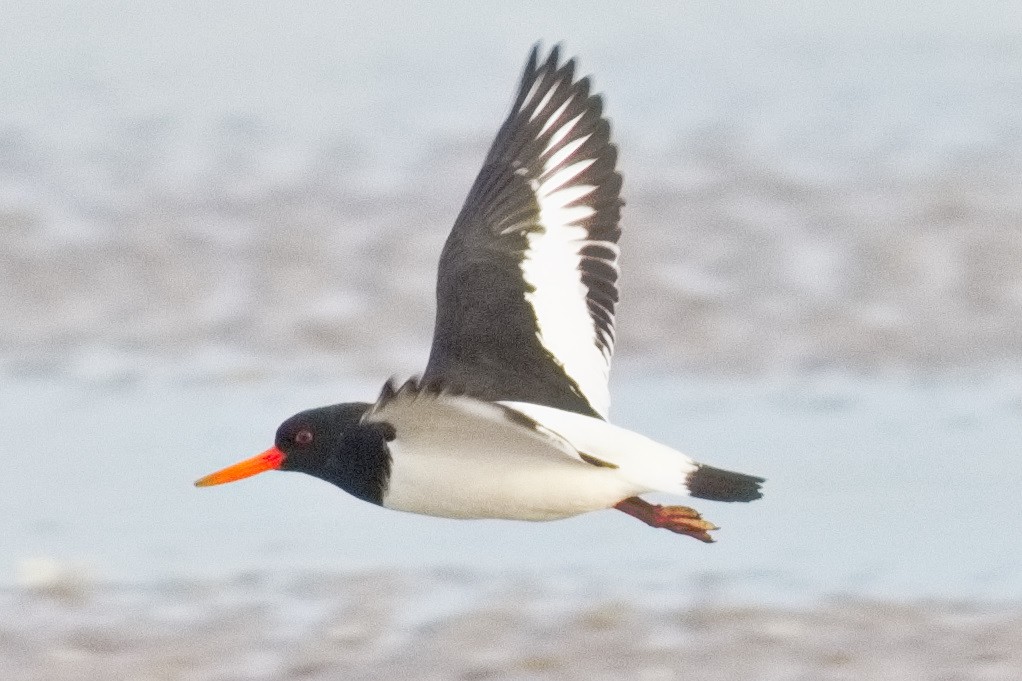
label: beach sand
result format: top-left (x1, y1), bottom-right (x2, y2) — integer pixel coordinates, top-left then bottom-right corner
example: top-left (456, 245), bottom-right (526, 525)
top-left (6, 570), bottom-right (1021, 680)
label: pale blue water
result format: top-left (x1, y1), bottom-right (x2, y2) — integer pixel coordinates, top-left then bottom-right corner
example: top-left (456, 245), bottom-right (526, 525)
top-left (4, 374), bottom-right (1020, 603)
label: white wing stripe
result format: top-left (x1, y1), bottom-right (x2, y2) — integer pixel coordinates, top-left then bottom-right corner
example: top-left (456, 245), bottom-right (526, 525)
top-left (528, 81), bottom-right (562, 122)
top-left (540, 159), bottom-right (596, 195)
top-left (540, 184), bottom-right (597, 209)
top-left (580, 240), bottom-right (621, 261)
top-left (518, 77), bottom-right (544, 112)
top-left (519, 160), bottom-right (611, 416)
top-left (541, 204), bottom-right (596, 227)
top-left (539, 97), bottom-right (574, 136)
top-left (544, 134), bottom-right (591, 172)
top-left (543, 112), bottom-right (585, 156)
top-left (520, 225), bottom-right (609, 417)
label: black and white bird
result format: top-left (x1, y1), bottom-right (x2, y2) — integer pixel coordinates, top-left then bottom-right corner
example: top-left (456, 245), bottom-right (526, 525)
top-left (196, 45), bottom-right (764, 542)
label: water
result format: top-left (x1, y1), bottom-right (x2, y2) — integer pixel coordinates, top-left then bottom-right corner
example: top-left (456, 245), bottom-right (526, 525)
top-left (5, 373), bottom-right (1020, 604)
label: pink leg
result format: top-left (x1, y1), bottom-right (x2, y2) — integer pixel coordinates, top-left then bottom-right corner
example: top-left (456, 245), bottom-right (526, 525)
top-left (613, 497), bottom-right (719, 543)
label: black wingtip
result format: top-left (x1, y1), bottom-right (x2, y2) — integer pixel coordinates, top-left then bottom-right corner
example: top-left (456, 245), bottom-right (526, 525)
top-left (547, 42), bottom-right (562, 69)
top-left (526, 42), bottom-right (540, 73)
top-left (687, 465), bottom-right (765, 503)
top-left (525, 41), bottom-right (574, 77)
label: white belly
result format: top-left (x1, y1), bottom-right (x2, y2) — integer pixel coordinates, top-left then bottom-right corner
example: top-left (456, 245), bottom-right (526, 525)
top-left (381, 438), bottom-right (639, 520)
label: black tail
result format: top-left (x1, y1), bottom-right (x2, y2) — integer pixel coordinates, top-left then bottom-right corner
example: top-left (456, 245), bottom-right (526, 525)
top-left (686, 465), bottom-right (764, 502)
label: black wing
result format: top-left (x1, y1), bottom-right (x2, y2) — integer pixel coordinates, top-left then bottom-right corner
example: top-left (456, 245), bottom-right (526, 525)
top-left (423, 45), bottom-right (623, 419)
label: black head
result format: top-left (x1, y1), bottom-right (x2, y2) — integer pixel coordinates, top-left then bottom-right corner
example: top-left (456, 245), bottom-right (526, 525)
top-left (273, 403), bottom-right (370, 475)
top-left (195, 401), bottom-right (392, 504)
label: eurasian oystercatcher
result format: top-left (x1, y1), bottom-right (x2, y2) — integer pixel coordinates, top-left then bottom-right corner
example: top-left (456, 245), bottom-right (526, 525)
top-left (196, 45), bottom-right (764, 542)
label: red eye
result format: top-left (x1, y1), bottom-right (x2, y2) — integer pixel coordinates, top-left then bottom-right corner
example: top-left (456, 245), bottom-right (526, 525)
top-left (295, 429), bottom-right (314, 445)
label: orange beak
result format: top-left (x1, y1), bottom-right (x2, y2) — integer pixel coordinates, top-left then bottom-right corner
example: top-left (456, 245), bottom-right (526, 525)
top-left (194, 447), bottom-right (285, 487)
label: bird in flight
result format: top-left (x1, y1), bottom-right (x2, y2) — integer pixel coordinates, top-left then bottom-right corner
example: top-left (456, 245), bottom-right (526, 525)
top-left (196, 45), bottom-right (764, 542)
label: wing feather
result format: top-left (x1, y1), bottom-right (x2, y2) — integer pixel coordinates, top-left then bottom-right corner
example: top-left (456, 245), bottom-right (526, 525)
top-left (424, 45), bottom-right (623, 419)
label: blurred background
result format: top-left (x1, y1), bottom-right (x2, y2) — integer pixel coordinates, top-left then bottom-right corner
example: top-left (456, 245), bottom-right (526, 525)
top-left (2, 1), bottom-right (1021, 678)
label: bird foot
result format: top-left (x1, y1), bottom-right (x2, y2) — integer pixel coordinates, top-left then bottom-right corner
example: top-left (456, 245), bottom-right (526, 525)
top-left (614, 497), bottom-right (718, 543)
